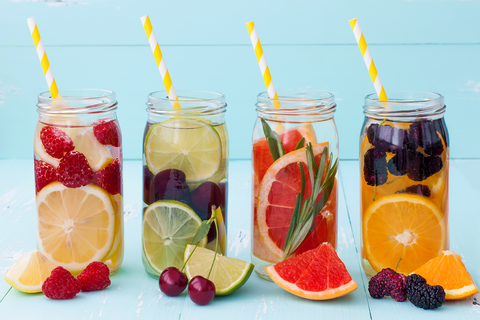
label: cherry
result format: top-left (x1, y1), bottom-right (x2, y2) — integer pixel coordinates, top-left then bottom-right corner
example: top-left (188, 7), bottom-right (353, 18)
top-left (159, 267), bottom-right (188, 297)
top-left (152, 169), bottom-right (190, 202)
top-left (143, 166), bottom-right (155, 205)
top-left (188, 275), bottom-right (216, 305)
top-left (190, 181), bottom-right (224, 220)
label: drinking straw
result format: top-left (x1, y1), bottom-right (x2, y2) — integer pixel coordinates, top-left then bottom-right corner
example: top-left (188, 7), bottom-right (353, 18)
top-left (349, 18), bottom-right (388, 101)
top-left (140, 15), bottom-right (180, 108)
top-left (27, 18), bottom-right (59, 99)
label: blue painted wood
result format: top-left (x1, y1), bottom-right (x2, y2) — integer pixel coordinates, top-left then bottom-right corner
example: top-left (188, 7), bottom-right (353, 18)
top-left (1, 45), bottom-right (479, 160)
top-left (1, 0), bottom-right (479, 46)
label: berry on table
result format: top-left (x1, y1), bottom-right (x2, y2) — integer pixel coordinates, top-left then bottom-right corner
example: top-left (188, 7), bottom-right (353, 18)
top-left (42, 266), bottom-right (81, 300)
top-left (76, 261), bottom-right (111, 292)
top-left (363, 148), bottom-right (388, 186)
top-left (34, 160), bottom-right (57, 193)
top-left (188, 275), bottom-right (216, 306)
top-left (93, 158), bottom-right (122, 195)
top-left (57, 151), bottom-right (93, 188)
top-left (40, 126), bottom-right (75, 159)
top-left (93, 120), bottom-right (121, 147)
top-left (368, 268), bottom-right (407, 302)
top-left (406, 274), bottom-right (445, 309)
top-left (159, 267), bottom-right (188, 297)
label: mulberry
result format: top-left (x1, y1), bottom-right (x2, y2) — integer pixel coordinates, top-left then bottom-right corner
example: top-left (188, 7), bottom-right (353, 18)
top-left (368, 268), bottom-right (407, 302)
top-left (396, 184), bottom-right (431, 198)
top-left (406, 274), bottom-right (445, 310)
top-left (363, 148), bottom-right (388, 186)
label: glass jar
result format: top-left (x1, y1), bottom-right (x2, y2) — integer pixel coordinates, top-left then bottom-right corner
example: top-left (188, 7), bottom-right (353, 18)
top-left (360, 91), bottom-right (449, 277)
top-left (252, 90), bottom-right (339, 280)
top-left (142, 90), bottom-right (228, 278)
top-left (35, 89), bottom-right (123, 275)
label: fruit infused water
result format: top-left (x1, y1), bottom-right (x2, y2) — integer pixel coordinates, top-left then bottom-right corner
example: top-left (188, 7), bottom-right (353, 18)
top-left (142, 91), bottom-right (228, 278)
top-left (252, 90), bottom-right (339, 280)
top-left (360, 92), bottom-right (449, 277)
top-left (34, 90), bottom-right (123, 274)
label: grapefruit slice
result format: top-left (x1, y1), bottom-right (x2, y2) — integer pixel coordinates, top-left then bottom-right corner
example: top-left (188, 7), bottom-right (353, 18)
top-left (266, 242), bottom-right (357, 300)
top-left (412, 250), bottom-right (479, 300)
top-left (256, 142), bottom-right (337, 259)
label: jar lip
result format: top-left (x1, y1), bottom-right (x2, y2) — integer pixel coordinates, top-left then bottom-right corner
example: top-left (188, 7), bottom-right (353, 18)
top-left (364, 91), bottom-right (443, 104)
top-left (147, 90), bottom-right (226, 116)
top-left (37, 89), bottom-right (117, 115)
top-left (148, 90), bottom-right (225, 103)
top-left (38, 89), bottom-right (115, 102)
top-left (257, 89), bottom-right (335, 103)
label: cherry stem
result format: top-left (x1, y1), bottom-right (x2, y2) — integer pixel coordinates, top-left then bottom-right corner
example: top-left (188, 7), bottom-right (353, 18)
top-left (207, 205), bottom-right (219, 280)
top-left (395, 257), bottom-right (402, 272)
top-left (180, 245), bottom-right (197, 273)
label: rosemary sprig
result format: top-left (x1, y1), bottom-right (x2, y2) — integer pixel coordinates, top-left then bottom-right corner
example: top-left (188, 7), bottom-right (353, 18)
top-left (282, 143), bottom-right (338, 261)
top-left (260, 119), bottom-right (285, 162)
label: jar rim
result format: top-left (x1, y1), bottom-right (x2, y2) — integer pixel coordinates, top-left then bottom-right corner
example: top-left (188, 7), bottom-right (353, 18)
top-left (148, 90), bottom-right (225, 103)
top-left (147, 90), bottom-right (226, 116)
top-left (37, 89), bottom-right (117, 115)
top-left (364, 91), bottom-right (443, 105)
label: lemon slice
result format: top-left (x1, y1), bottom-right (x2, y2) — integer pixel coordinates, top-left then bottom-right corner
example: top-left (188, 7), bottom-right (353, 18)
top-left (104, 194), bottom-right (124, 271)
top-left (4, 250), bottom-right (57, 293)
top-left (145, 119), bottom-right (221, 183)
top-left (70, 128), bottom-right (113, 171)
top-left (36, 182), bottom-right (115, 273)
top-left (143, 200), bottom-right (207, 274)
top-left (184, 245), bottom-right (254, 296)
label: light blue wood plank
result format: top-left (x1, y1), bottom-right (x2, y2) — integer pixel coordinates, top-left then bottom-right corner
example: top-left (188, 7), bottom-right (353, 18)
top-left (340, 160), bottom-right (480, 319)
top-left (1, 0), bottom-right (480, 46)
top-left (179, 162), bottom-right (371, 319)
top-left (1, 45), bottom-right (480, 160)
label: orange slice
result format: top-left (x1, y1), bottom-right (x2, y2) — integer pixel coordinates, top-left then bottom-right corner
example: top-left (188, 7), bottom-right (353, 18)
top-left (363, 193), bottom-right (446, 274)
top-left (412, 250), bottom-right (479, 300)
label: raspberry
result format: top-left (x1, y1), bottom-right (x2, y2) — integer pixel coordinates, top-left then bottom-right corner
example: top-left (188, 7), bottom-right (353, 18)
top-left (42, 266), bottom-right (81, 300)
top-left (406, 274), bottom-right (445, 309)
top-left (93, 120), bottom-right (121, 147)
top-left (363, 148), bottom-right (388, 186)
top-left (368, 268), bottom-right (407, 302)
top-left (77, 261), bottom-right (111, 292)
top-left (93, 159), bottom-right (122, 195)
top-left (57, 151), bottom-right (93, 188)
top-left (34, 160), bottom-right (57, 193)
top-left (40, 126), bottom-right (75, 159)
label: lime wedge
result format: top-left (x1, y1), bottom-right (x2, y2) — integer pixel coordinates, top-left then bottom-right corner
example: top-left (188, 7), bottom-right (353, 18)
top-left (145, 119), bottom-right (222, 183)
top-left (143, 200), bottom-right (207, 274)
top-left (184, 245), bottom-right (254, 296)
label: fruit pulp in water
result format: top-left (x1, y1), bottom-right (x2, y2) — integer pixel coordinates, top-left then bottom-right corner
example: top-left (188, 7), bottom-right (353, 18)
top-left (360, 119), bottom-right (449, 277)
top-left (251, 124), bottom-right (337, 279)
top-left (142, 121), bottom-right (228, 278)
top-left (34, 119), bottom-right (124, 274)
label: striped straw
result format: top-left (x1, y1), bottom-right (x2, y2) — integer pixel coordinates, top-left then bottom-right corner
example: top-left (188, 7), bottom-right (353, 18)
top-left (246, 21), bottom-right (280, 108)
top-left (140, 15), bottom-right (180, 108)
top-left (27, 18), bottom-right (59, 99)
top-left (349, 18), bottom-right (388, 101)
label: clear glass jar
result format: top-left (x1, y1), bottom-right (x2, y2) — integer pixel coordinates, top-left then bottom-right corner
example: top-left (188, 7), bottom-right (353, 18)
top-left (142, 90), bottom-right (228, 278)
top-left (360, 91), bottom-right (449, 277)
top-left (35, 89), bottom-right (123, 275)
top-left (251, 90), bottom-right (339, 280)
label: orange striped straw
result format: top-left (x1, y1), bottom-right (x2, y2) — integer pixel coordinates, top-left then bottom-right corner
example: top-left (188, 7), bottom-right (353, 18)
top-left (27, 18), bottom-right (59, 99)
top-left (349, 18), bottom-right (388, 101)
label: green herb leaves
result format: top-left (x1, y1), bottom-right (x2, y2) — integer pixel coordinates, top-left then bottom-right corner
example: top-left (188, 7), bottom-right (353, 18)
top-left (261, 119), bottom-right (285, 162)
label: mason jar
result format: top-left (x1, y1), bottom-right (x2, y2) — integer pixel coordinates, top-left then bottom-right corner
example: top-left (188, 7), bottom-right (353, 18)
top-left (35, 89), bottom-right (123, 274)
top-left (251, 90), bottom-right (339, 280)
top-left (360, 91), bottom-right (449, 277)
top-left (142, 90), bottom-right (228, 278)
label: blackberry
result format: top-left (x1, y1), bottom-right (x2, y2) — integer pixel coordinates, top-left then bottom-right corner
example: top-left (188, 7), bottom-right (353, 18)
top-left (396, 184), bottom-right (431, 198)
top-left (433, 118), bottom-right (449, 147)
top-left (406, 152), bottom-right (443, 181)
top-left (406, 274), bottom-right (445, 310)
top-left (368, 268), bottom-right (407, 302)
top-left (408, 120), bottom-right (444, 156)
top-left (363, 148), bottom-right (388, 186)
top-left (367, 123), bottom-right (379, 145)
top-left (387, 152), bottom-right (407, 176)
top-left (368, 124), bottom-right (408, 153)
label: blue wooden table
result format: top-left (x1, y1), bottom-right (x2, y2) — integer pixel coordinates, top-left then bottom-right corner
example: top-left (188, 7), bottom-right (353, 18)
top-left (0, 159), bottom-right (478, 319)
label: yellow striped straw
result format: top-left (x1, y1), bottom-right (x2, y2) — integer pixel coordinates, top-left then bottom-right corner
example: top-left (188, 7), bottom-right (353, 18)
top-left (140, 15), bottom-right (180, 108)
top-left (349, 18), bottom-right (388, 101)
top-left (27, 18), bottom-right (59, 99)
top-left (246, 21), bottom-right (280, 108)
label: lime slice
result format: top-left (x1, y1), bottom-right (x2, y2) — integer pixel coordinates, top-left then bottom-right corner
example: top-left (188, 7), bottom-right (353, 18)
top-left (145, 119), bottom-right (222, 183)
top-left (143, 200), bottom-right (207, 274)
top-left (184, 245), bottom-right (254, 296)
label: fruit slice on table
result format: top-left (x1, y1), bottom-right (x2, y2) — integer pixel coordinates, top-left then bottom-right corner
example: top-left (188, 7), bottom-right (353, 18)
top-left (412, 250), bottom-right (479, 300)
top-left (253, 124), bottom-right (317, 193)
top-left (143, 200), bottom-right (207, 274)
top-left (4, 250), bottom-right (57, 293)
top-left (184, 245), bottom-right (254, 296)
top-left (36, 182), bottom-right (115, 273)
top-left (145, 119), bottom-right (222, 183)
top-left (363, 193), bottom-right (446, 275)
top-left (256, 142), bottom-right (337, 259)
top-left (266, 242), bottom-right (357, 300)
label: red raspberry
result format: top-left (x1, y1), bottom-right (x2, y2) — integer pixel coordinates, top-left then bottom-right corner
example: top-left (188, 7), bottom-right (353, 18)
top-left (57, 151), bottom-right (93, 188)
top-left (93, 120), bottom-right (121, 147)
top-left (34, 160), bottom-right (57, 193)
top-left (42, 266), bottom-right (81, 300)
top-left (40, 126), bottom-right (75, 159)
top-left (93, 158), bottom-right (122, 195)
top-left (77, 261), bottom-right (111, 292)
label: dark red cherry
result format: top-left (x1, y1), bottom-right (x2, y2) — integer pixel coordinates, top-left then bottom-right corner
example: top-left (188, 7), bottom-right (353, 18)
top-left (143, 166), bottom-right (155, 205)
top-left (190, 181), bottom-right (224, 220)
top-left (153, 169), bottom-right (190, 202)
top-left (159, 267), bottom-right (188, 296)
top-left (188, 275), bottom-right (215, 305)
